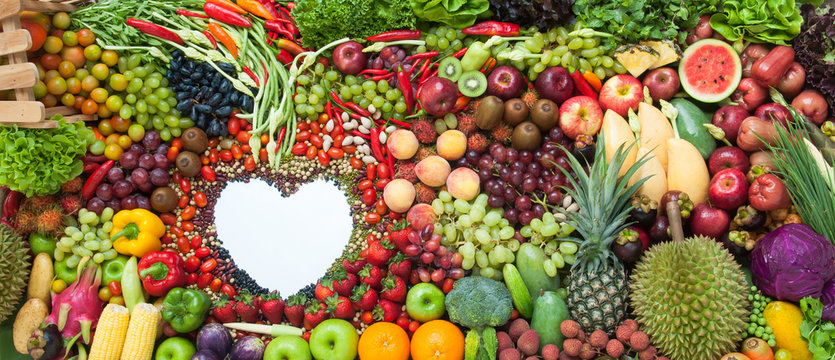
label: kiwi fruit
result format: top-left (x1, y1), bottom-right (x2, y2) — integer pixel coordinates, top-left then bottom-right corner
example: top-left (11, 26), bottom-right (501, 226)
top-left (181, 127), bottom-right (209, 153)
top-left (511, 122), bottom-right (542, 151)
top-left (151, 187), bottom-right (178, 213)
top-left (438, 57), bottom-right (463, 82)
top-left (503, 98), bottom-right (529, 126)
top-left (176, 151), bottom-right (201, 177)
top-left (530, 99), bottom-right (559, 131)
top-left (475, 95), bottom-right (504, 130)
top-left (457, 70), bottom-right (487, 98)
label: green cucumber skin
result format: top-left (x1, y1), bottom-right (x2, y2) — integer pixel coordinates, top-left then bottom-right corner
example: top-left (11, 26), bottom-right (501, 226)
top-left (530, 291), bottom-right (570, 352)
top-left (671, 98), bottom-right (717, 159)
top-left (515, 243), bottom-right (560, 302)
top-left (503, 264), bottom-right (533, 319)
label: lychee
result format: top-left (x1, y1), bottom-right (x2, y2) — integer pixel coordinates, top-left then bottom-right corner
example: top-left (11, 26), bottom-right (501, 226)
top-left (61, 177), bottom-right (84, 193)
top-left (60, 194), bottom-right (82, 215)
top-left (491, 124), bottom-right (512, 144)
top-left (622, 318), bottom-right (639, 332)
top-left (629, 331), bottom-right (650, 351)
top-left (562, 339), bottom-right (582, 357)
top-left (415, 146), bottom-right (437, 161)
top-left (467, 133), bottom-right (489, 153)
top-left (411, 118), bottom-right (437, 144)
top-left (516, 329), bottom-right (540, 356)
top-left (508, 318), bottom-right (530, 342)
top-left (26, 195), bottom-right (57, 209)
top-left (637, 346), bottom-right (657, 360)
top-left (605, 339), bottom-right (624, 358)
top-left (414, 184), bottom-right (436, 204)
top-left (497, 331), bottom-right (514, 351)
top-left (578, 343), bottom-right (595, 360)
top-left (615, 323), bottom-right (634, 343)
top-left (560, 320), bottom-right (580, 338)
top-left (498, 348), bottom-right (521, 360)
top-left (541, 344), bottom-right (559, 360)
top-left (588, 329), bottom-right (609, 349)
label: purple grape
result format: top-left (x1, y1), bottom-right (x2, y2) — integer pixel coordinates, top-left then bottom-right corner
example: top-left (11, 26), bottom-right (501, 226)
top-left (138, 153), bottom-right (155, 170)
top-left (478, 169), bottom-right (492, 183)
top-left (490, 145), bottom-right (507, 164)
top-left (546, 191), bottom-right (562, 205)
top-left (131, 168), bottom-right (149, 185)
top-left (372, 57), bottom-right (384, 70)
top-left (555, 157), bottom-right (570, 170)
top-left (149, 168), bottom-right (170, 187)
top-left (138, 181), bottom-right (154, 193)
top-left (107, 167), bottom-right (124, 183)
top-left (120, 196), bottom-right (138, 210)
top-left (380, 46), bottom-right (394, 59)
top-left (120, 151), bottom-right (139, 170)
top-left (153, 153), bottom-right (168, 169)
top-left (527, 162), bottom-right (542, 177)
top-left (477, 156), bottom-right (493, 171)
top-left (504, 208), bottom-right (519, 225)
top-left (96, 183), bottom-right (113, 201)
top-left (466, 151), bottom-right (480, 166)
top-left (510, 170), bottom-right (523, 186)
top-left (515, 195), bottom-right (532, 211)
top-left (521, 177), bottom-right (537, 193)
top-left (86, 197), bottom-right (105, 215)
top-left (519, 151), bottom-right (533, 164)
top-left (107, 199), bottom-right (121, 212)
top-left (142, 130), bottom-right (161, 150)
top-left (454, 157), bottom-right (469, 169)
top-left (113, 180), bottom-right (133, 198)
top-left (135, 195), bottom-right (151, 210)
top-left (548, 127), bottom-right (565, 142)
top-left (519, 210), bottom-right (534, 225)
top-left (510, 161), bottom-right (525, 172)
top-left (503, 187), bottom-right (517, 203)
top-left (487, 195), bottom-right (504, 208)
top-left (532, 204), bottom-right (546, 218)
top-left (499, 167), bottom-right (512, 182)
top-left (506, 148), bottom-right (518, 163)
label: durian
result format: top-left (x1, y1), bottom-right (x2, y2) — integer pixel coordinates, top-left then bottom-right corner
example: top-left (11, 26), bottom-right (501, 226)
top-left (630, 235), bottom-right (749, 360)
top-left (0, 224), bottom-right (31, 323)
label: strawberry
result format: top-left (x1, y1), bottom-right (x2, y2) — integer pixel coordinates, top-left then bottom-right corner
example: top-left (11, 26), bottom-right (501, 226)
top-left (284, 294), bottom-right (307, 327)
top-left (358, 264), bottom-right (384, 290)
top-left (387, 253), bottom-right (412, 279)
top-left (314, 278), bottom-right (335, 302)
top-left (380, 274), bottom-right (407, 303)
top-left (234, 290), bottom-right (261, 323)
top-left (259, 291), bottom-right (285, 324)
top-left (389, 221), bottom-right (412, 251)
top-left (366, 239), bottom-right (396, 267)
top-left (331, 267), bottom-right (358, 297)
top-left (324, 295), bottom-right (354, 319)
top-left (350, 283), bottom-right (378, 311)
top-left (211, 296), bottom-right (237, 323)
top-left (303, 302), bottom-right (327, 330)
top-left (375, 299), bottom-right (401, 322)
top-left (342, 252), bottom-right (367, 274)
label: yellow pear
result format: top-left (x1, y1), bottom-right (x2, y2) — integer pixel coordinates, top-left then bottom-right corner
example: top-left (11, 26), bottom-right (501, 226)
top-left (637, 102), bottom-right (675, 170)
top-left (600, 109), bottom-right (637, 177)
top-left (666, 138), bottom-right (710, 204)
top-left (629, 147), bottom-right (667, 203)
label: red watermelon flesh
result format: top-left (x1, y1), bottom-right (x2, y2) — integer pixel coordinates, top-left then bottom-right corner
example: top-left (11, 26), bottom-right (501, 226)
top-left (678, 39), bottom-right (741, 103)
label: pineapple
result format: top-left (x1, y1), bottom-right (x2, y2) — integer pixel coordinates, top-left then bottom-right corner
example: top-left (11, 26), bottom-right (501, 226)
top-left (555, 137), bottom-right (650, 334)
top-left (613, 44), bottom-right (659, 77)
top-left (642, 40), bottom-right (681, 69)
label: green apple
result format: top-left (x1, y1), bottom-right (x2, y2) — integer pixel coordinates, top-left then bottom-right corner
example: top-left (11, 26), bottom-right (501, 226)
top-left (308, 319), bottom-right (358, 360)
top-left (264, 335), bottom-right (312, 360)
top-left (155, 336), bottom-right (196, 360)
top-left (406, 282), bottom-right (445, 322)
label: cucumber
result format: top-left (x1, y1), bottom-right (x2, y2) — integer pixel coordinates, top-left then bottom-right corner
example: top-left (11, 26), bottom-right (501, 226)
top-left (530, 290), bottom-right (570, 352)
top-left (670, 98), bottom-right (716, 159)
top-left (515, 243), bottom-right (559, 302)
top-left (502, 264), bottom-right (533, 319)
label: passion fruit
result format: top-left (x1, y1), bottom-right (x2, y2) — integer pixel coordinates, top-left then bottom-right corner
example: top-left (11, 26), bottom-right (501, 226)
top-left (176, 151), bottom-right (201, 177)
top-left (150, 187), bottom-right (178, 213)
top-left (475, 95), bottom-right (504, 130)
top-left (511, 122), bottom-right (542, 151)
top-left (530, 99), bottom-right (558, 131)
top-left (181, 127), bottom-right (209, 153)
top-left (503, 98), bottom-right (529, 126)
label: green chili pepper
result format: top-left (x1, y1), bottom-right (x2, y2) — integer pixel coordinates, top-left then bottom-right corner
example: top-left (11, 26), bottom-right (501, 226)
top-left (29, 233), bottom-right (56, 258)
top-left (461, 36), bottom-right (531, 72)
top-left (161, 288), bottom-right (211, 333)
top-left (101, 255), bottom-right (130, 285)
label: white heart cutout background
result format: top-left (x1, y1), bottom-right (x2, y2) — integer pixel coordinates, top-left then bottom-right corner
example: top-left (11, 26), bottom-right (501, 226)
top-left (214, 179), bottom-right (353, 295)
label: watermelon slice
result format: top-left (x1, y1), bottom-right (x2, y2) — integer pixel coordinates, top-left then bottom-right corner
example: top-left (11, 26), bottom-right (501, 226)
top-left (678, 39), bottom-right (741, 103)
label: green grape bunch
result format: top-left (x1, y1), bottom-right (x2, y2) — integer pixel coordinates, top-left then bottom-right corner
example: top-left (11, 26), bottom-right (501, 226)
top-left (55, 207), bottom-right (120, 267)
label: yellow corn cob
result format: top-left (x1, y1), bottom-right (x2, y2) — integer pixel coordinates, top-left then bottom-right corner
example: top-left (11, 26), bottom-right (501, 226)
top-left (120, 303), bottom-right (160, 360)
top-left (89, 304), bottom-right (130, 360)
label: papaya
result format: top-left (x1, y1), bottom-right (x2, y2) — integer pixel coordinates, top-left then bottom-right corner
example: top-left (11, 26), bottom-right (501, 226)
top-left (670, 98), bottom-right (717, 159)
top-left (515, 243), bottom-right (559, 302)
top-left (600, 109), bottom-right (638, 177)
top-left (629, 147), bottom-right (668, 203)
top-left (530, 291), bottom-right (569, 352)
top-left (666, 138), bottom-right (710, 204)
top-left (637, 102), bottom-right (675, 170)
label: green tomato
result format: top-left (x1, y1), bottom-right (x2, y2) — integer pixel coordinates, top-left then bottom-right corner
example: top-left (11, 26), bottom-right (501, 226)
top-left (29, 233), bottom-right (56, 257)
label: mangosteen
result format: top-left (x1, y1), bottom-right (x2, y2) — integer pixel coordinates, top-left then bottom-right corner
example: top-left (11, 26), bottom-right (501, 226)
top-left (28, 324), bottom-right (63, 360)
top-left (475, 95), bottom-right (504, 130)
top-left (511, 122), bottom-right (542, 151)
top-left (629, 195), bottom-right (658, 229)
top-left (176, 151), bottom-right (201, 177)
top-left (181, 127), bottom-right (209, 153)
top-left (649, 215), bottom-right (671, 244)
top-left (612, 228), bottom-right (644, 263)
top-left (719, 230), bottom-right (752, 259)
top-left (571, 135), bottom-right (596, 164)
top-left (733, 205), bottom-right (767, 230)
top-left (530, 99), bottom-right (558, 131)
top-left (660, 190), bottom-right (694, 219)
top-left (503, 98), bottom-right (529, 126)
top-left (151, 187), bottom-right (178, 213)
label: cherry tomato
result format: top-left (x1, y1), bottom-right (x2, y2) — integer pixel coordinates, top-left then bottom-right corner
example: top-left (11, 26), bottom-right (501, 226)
top-left (98, 287), bottom-right (112, 302)
top-left (108, 281), bottom-right (122, 296)
top-left (221, 284), bottom-right (236, 297)
top-left (167, 146), bottom-right (180, 163)
top-left (396, 316), bottom-right (410, 331)
top-left (170, 226), bottom-right (184, 237)
top-left (160, 213), bottom-right (177, 225)
top-left (181, 206), bottom-right (196, 220)
top-left (292, 143), bottom-right (308, 156)
top-left (358, 179), bottom-right (373, 191)
top-left (201, 166), bottom-right (216, 182)
top-left (219, 150), bottom-right (233, 162)
top-left (375, 178), bottom-right (390, 190)
top-left (377, 163), bottom-right (390, 179)
top-left (200, 258), bottom-right (218, 273)
top-left (350, 157), bottom-right (363, 169)
top-left (317, 150), bottom-right (330, 166)
top-left (190, 235), bottom-right (202, 249)
top-left (310, 135), bottom-right (324, 148)
top-left (177, 236), bottom-right (190, 253)
top-left (195, 247), bottom-right (211, 258)
top-left (194, 192), bottom-right (208, 208)
top-left (442, 278), bottom-right (455, 294)
top-left (244, 156), bottom-right (256, 171)
top-left (305, 145), bottom-right (317, 160)
top-left (178, 178), bottom-right (191, 193)
top-left (327, 148), bottom-right (344, 159)
top-left (259, 148), bottom-right (268, 163)
top-left (309, 122), bottom-right (321, 135)
top-left (181, 221), bottom-right (194, 232)
top-left (231, 145), bottom-right (243, 159)
top-left (197, 273), bottom-right (213, 288)
top-left (186, 273), bottom-right (198, 285)
top-left (236, 131), bottom-right (251, 144)
top-left (408, 321), bottom-right (420, 333)
top-left (210, 277), bottom-right (223, 293)
top-left (228, 119), bottom-right (240, 135)
top-left (179, 195), bottom-right (190, 209)
top-left (366, 164), bottom-right (377, 180)
top-left (365, 212), bottom-right (381, 224)
top-left (375, 199), bottom-right (387, 215)
top-left (297, 121), bottom-right (309, 131)
top-left (362, 188), bottom-right (376, 205)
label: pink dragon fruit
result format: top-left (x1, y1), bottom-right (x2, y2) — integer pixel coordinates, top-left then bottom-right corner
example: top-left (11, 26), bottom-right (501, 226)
top-left (44, 256), bottom-right (104, 343)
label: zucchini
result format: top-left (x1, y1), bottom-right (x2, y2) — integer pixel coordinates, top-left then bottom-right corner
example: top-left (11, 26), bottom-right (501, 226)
top-left (530, 291), bottom-right (570, 352)
top-left (670, 98), bottom-right (716, 159)
top-left (502, 264), bottom-right (533, 319)
top-left (514, 243), bottom-right (559, 302)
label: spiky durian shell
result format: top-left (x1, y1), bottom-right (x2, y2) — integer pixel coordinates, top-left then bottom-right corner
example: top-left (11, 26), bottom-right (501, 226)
top-left (0, 225), bottom-right (31, 323)
top-left (630, 236), bottom-right (750, 360)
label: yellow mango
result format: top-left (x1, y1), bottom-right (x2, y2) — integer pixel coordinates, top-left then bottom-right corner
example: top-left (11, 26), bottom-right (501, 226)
top-left (629, 147), bottom-right (667, 203)
top-left (637, 102), bottom-right (675, 170)
top-left (666, 138), bottom-right (709, 204)
top-left (600, 109), bottom-right (637, 177)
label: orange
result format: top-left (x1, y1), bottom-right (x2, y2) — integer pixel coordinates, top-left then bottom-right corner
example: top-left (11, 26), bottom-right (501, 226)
top-left (410, 320), bottom-right (464, 360)
top-left (359, 322), bottom-right (410, 360)
top-left (20, 19), bottom-right (47, 51)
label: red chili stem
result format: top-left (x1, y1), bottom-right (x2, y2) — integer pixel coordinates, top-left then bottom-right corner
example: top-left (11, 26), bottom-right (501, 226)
top-left (404, 51), bottom-right (438, 64)
top-left (242, 65), bottom-right (260, 87)
top-left (387, 118), bottom-right (412, 129)
top-left (366, 29), bottom-right (421, 42)
top-left (126, 18), bottom-right (184, 45)
top-left (177, 9), bottom-right (209, 18)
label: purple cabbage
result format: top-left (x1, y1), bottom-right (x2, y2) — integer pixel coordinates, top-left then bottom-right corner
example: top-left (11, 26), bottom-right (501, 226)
top-left (822, 280), bottom-right (835, 323)
top-left (750, 224), bottom-right (835, 302)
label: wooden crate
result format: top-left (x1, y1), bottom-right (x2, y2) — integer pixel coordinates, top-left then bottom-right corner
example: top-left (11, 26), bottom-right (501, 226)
top-left (0, 0), bottom-right (95, 128)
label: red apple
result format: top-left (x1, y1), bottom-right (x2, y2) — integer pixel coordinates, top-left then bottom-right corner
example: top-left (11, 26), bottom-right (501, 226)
top-left (642, 67), bottom-right (680, 101)
top-left (709, 168), bottom-right (749, 210)
top-left (534, 67), bottom-right (574, 105)
top-left (755, 103), bottom-right (791, 126)
top-left (487, 66), bottom-right (525, 100)
top-left (776, 62), bottom-right (806, 99)
top-left (332, 41), bottom-right (367, 75)
top-left (598, 74), bottom-right (643, 117)
top-left (791, 89), bottom-right (829, 125)
top-left (685, 15), bottom-right (713, 45)
top-left (558, 96), bottom-right (604, 140)
top-left (708, 146), bottom-right (750, 175)
top-left (690, 203), bottom-right (731, 239)
top-left (730, 78), bottom-right (768, 112)
top-left (418, 77), bottom-right (458, 117)
top-left (749, 174), bottom-right (791, 211)
top-left (712, 105), bottom-right (749, 144)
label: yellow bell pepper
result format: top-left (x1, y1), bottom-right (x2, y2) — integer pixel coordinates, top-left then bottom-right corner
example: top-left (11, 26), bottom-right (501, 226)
top-left (110, 209), bottom-right (164, 258)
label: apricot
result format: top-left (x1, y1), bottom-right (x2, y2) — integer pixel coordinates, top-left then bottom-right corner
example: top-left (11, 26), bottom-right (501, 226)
top-left (436, 130), bottom-right (467, 160)
top-left (387, 129), bottom-right (419, 160)
top-left (407, 203), bottom-right (437, 231)
top-left (415, 156), bottom-right (451, 187)
top-left (446, 168), bottom-right (480, 201)
top-left (383, 179), bottom-right (416, 213)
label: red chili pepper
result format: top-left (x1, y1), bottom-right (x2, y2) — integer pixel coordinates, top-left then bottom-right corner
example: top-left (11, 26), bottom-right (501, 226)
top-left (385, 143), bottom-right (395, 178)
top-left (242, 65), bottom-right (260, 87)
top-left (351, 130), bottom-right (371, 140)
top-left (81, 160), bottom-right (114, 200)
top-left (208, 22), bottom-right (238, 59)
top-left (275, 49), bottom-right (293, 64)
top-left (570, 70), bottom-right (597, 98)
top-left (371, 73), bottom-right (394, 81)
top-left (202, 30), bottom-right (217, 49)
top-left (452, 47), bottom-right (468, 58)
top-left (396, 66), bottom-right (414, 114)
top-left (277, 126), bottom-right (287, 149)
top-left (257, 0), bottom-right (281, 19)
top-left (330, 91), bottom-right (346, 107)
top-left (370, 127), bottom-right (386, 163)
top-left (204, 2), bottom-right (252, 28)
top-left (358, 69), bottom-right (389, 76)
top-left (237, 0), bottom-right (275, 20)
top-left (276, 38), bottom-right (305, 56)
top-left (207, 0), bottom-right (246, 13)
top-left (82, 162), bottom-right (99, 174)
top-left (264, 20), bottom-right (294, 39)
top-left (177, 9), bottom-right (209, 18)
top-left (366, 29), bottom-right (421, 42)
top-left (582, 69), bottom-right (603, 92)
top-left (345, 102), bottom-right (372, 117)
top-left (404, 51), bottom-right (438, 64)
top-left (387, 118), bottom-right (412, 129)
top-left (126, 18), bottom-right (184, 45)
top-left (462, 21), bottom-right (520, 36)
top-left (412, 58), bottom-right (430, 80)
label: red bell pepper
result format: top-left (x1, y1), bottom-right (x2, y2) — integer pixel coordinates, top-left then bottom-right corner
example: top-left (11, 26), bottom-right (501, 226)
top-left (137, 251), bottom-right (187, 297)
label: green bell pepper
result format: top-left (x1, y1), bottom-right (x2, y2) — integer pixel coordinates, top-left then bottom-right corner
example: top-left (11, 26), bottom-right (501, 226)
top-left (54, 258), bottom-right (77, 284)
top-left (29, 233), bottom-right (56, 258)
top-left (101, 255), bottom-right (129, 285)
top-left (161, 288), bottom-right (210, 333)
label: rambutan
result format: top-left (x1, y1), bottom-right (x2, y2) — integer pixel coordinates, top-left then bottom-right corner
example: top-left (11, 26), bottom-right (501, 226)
top-left (14, 210), bottom-right (37, 233)
top-left (25, 195), bottom-right (57, 210)
top-left (395, 161), bottom-right (418, 183)
top-left (415, 146), bottom-right (437, 161)
top-left (60, 194), bottom-right (82, 215)
top-left (457, 114), bottom-right (477, 136)
top-left (35, 207), bottom-right (63, 234)
top-left (411, 118), bottom-right (437, 144)
top-left (414, 183), bottom-right (436, 204)
top-left (521, 89), bottom-right (539, 109)
top-left (469, 98), bottom-right (481, 113)
top-left (467, 133), bottom-right (489, 153)
top-left (490, 124), bottom-right (513, 144)
top-left (60, 177), bottom-right (84, 194)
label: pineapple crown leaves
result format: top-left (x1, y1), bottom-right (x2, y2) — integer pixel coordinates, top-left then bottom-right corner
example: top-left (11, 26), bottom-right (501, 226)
top-left (553, 135), bottom-right (652, 272)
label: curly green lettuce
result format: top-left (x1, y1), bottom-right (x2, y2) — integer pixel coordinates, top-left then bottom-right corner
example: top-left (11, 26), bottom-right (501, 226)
top-left (709, 0), bottom-right (823, 44)
top-left (291, 0), bottom-right (416, 49)
top-left (410, 0), bottom-right (490, 29)
top-left (0, 117), bottom-right (93, 196)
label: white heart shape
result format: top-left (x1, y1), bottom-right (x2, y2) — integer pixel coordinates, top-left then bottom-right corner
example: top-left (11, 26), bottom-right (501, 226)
top-left (214, 179), bottom-right (353, 295)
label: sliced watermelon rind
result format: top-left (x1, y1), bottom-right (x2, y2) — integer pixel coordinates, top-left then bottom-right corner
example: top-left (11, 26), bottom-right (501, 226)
top-left (678, 39), bottom-right (742, 103)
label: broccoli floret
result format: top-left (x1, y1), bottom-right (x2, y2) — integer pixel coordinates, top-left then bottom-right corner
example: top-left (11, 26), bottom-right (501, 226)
top-left (445, 276), bottom-right (513, 329)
